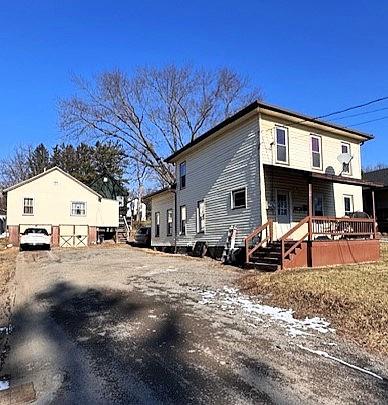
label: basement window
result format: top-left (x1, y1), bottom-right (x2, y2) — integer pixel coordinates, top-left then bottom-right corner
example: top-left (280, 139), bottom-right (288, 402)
top-left (23, 198), bottom-right (34, 215)
top-left (71, 201), bottom-right (86, 216)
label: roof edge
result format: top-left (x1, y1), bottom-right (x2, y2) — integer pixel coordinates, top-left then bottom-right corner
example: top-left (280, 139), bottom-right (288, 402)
top-left (165, 100), bottom-right (374, 164)
top-left (143, 184), bottom-right (177, 200)
top-left (3, 166), bottom-right (103, 198)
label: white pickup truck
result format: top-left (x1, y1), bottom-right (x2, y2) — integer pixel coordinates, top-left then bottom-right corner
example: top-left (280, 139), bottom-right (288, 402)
top-left (20, 228), bottom-right (51, 251)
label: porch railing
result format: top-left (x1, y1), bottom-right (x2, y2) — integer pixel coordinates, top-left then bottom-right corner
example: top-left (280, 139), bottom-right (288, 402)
top-left (279, 216), bottom-right (310, 269)
top-left (245, 219), bottom-right (273, 263)
top-left (279, 216), bottom-right (376, 269)
top-left (311, 216), bottom-right (375, 238)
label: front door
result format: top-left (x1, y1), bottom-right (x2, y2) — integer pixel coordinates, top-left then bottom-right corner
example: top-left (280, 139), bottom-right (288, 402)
top-left (276, 190), bottom-right (292, 238)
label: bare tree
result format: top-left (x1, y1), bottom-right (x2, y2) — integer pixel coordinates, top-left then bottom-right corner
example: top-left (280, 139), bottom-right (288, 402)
top-left (0, 146), bottom-right (32, 188)
top-left (363, 163), bottom-right (388, 173)
top-left (59, 65), bottom-right (262, 185)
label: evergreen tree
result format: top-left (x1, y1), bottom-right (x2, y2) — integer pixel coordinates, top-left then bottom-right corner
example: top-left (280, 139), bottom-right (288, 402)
top-left (28, 144), bottom-right (51, 176)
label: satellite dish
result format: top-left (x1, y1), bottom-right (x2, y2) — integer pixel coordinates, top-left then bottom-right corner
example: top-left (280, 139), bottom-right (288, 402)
top-left (337, 153), bottom-right (352, 165)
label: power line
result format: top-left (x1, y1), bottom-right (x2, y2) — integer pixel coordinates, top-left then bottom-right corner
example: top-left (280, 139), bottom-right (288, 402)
top-left (329, 106), bottom-right (388, 122)
top-left (348, 115), bottom-right (388, 127)
top-left (310, 96), bottom-right (388, 121)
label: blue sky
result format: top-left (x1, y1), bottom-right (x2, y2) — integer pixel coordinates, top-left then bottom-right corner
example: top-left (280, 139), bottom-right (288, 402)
top-left (1, 0), bottom-right (387, 167)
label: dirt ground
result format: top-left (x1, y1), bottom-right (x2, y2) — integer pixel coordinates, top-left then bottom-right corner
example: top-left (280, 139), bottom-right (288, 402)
top-left (2, 246), bottom-right (388, 404)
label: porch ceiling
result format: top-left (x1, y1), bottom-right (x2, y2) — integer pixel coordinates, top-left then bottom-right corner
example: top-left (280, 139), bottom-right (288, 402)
top-left (263, 164), bottom-right (384, 188)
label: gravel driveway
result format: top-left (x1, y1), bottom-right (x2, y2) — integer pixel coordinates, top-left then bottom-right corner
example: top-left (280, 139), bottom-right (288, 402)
top-left (3, 246), bottom-right (388, 404)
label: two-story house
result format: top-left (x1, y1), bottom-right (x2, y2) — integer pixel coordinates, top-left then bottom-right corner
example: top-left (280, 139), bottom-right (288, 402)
top-left (146, 101), bottom-right (381, 270)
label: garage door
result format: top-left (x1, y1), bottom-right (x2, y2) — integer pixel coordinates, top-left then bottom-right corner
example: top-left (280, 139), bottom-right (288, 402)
top-left (59, 225), bottom-right (88, 247)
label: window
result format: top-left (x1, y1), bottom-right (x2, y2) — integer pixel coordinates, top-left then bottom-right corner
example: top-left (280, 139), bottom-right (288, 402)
top-left (179, 161), bottom-right (186, 189)
top-left (275, 126), bottom-right (288, 163)
top-left (343, 195), bottom-right (354, 216)
top-left (314, 193), bottom-right (324, 216)
top-left (71, 201), bottom-right (86, 216)
top-left (155, 212), bottom-right (160, 237)
top-left (197, 200), bottom-right (205, 233)
top-left (167, 209), bottom-right (173, 236)
top-left (231, 188), bottom-right (247, 209)
top-left (180, 205), bottom-right (186, 235)
top-left (341, 142), bottom-right (351, 174)
top-left (311, 135), bottom-right (322, 169)
top-left (23, 198), bottom-right (34, 215)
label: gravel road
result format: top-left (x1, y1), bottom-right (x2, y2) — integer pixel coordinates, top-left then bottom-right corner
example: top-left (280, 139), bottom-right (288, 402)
top-left (3, 246), bottom-right (388, 404)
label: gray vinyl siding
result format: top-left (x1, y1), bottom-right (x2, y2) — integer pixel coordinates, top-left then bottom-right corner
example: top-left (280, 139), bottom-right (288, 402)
top-left (151, 191), bottom-right (175, 246)
top-left (175, 116), bottom-right (261, 247)
top-left (264, 166), bottom-right (336, 224)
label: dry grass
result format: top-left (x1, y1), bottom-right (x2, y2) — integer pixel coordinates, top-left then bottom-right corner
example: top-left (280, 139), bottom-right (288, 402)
top-left (240, 245), bottom-right (388, 354)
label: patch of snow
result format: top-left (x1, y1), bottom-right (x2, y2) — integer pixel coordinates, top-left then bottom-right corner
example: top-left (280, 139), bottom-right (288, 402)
top-left (196, 286), bottom-right (334, 338)
top-left (0, 380), bottom-right (9, 391)
top-left (145, 268), bottom-right (178, 276)
top-left (298, 345), bottom-right (384, 381)
top-left (0, 325), bottom-right (13, 335)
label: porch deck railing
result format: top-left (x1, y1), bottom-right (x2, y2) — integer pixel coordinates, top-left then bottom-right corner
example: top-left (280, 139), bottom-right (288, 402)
top-left (244, 219), bottom-right (273, 263)
top-left (311, 216), bottom-right (376, 238)
top-left (279, 216), bottom-right (376, 269)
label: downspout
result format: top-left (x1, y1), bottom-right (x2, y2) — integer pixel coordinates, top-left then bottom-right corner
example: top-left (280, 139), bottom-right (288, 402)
top-left (173, 188), bottom-right (178, 253)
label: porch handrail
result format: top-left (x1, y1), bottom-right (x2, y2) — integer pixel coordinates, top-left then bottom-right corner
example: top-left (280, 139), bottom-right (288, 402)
top-left (245, 219), bottom-right (273, 263)
top-left (311, 216), bottom-right (375, 237)
top-left (279, 216), bottom-right (310, 270)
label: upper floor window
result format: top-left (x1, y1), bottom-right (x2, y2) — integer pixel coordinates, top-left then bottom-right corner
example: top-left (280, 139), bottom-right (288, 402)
top-left (71, 201), bottom-right (86, 216)
top-left (231, 187), bottom-right (247, 209)
top-left (180, 205), bottom-right (186, 235)
top-left (275, 126), bottom-right (289, 164)
top-left (23, 198), bottom-right (34, 215)
top-left (179, 161), bottom-right (186, 189)
top-left (166, 209), bottom-right (173, 236)
top-left (155, 212), bottom-right (160, 237)
top-left (311, 135), bottom-right (322, 169)
top-left (197, 200), bottom-right (205, 233)
top-left (341, 142), bottom-right (352, 175)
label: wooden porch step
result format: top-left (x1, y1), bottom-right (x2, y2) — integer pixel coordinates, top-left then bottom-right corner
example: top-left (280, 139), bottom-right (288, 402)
top-left (245, 262), bottom-right (280, 271)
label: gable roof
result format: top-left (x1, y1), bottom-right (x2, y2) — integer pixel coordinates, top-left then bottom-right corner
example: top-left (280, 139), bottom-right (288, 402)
top-left (363, 168), bottom-right (388, 188)
top-left (165, 100), bottom-right (374, 163)
top-left (3, 166), bottom-right (103, 198)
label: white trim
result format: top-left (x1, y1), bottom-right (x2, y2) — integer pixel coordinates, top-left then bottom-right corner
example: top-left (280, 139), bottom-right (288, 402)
top-left (310, 134), bottom-right (323, 171)
top-left (343, 194), bottom-right (354, 216)
top-left (340, 142), bottom-right (352, 176)
top-left (230, 186), bottom-right (247, 210)
top-left (22, 197), bottom-right (34, 216)
top-left (70, 201), bottom-right (87, 217)
top-left (196, 200), bottom-right (206, 234)
top-left (274, 125), bottom-right (289, 165)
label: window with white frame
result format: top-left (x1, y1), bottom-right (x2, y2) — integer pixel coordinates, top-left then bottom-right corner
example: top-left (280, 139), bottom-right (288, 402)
top-left (231, 188), bottom-right (247, 209)
top-left (197, 200), bottom-right (205, 233)
top-left (341, 142), bottom-right (351, 174)
top-left (155, 212), bottom-right (160, 237)
top-left (23, 198), bottom-right (34, 215)
top-left (343, 195), bottom-right (354, 216)
top-left (275, 126), bottom-right (289, 163)
top-left (71, 201), bottom-right (86, 216)
top-left (179, 161), bottom-right (186, 189)
top-left (166, 209), bottom-right (173, 236)
top-left (180, 205), bottom-right (186, 235)
top-left (311, 135), bottom-right (322, 169)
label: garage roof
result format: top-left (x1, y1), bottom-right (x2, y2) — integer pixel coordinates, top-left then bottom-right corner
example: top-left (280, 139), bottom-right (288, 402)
top-left (3, 167), bottom-right (103, 198)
